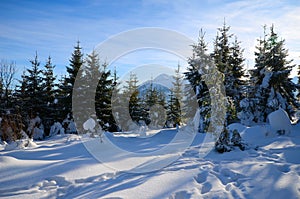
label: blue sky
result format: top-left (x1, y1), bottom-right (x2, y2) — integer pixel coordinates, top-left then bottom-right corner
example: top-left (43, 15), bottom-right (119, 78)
top-left (0, 0), bottom-right (300, 82)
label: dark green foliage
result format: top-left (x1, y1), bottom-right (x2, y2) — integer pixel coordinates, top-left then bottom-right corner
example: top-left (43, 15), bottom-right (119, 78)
top-left (42, 56), bottom-right (58, 135)
top-left (249, 25), bottom-right (298, 122)
top-left (212, 21), bottom-right (245, 124)
top-left (184, 29), bottom-right (211, 132)
top-left (170, 64), bottom-right (183, 126)
top-left (16, 52), bottom-right (45, 118)
top-left (61, 41), bottom-right (84, 118)
top-left (166, 91), bottom-right (181, 127)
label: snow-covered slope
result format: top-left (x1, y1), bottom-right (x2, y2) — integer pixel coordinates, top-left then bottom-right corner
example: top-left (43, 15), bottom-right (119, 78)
top-left (0, 124), bottom-right (300, 198)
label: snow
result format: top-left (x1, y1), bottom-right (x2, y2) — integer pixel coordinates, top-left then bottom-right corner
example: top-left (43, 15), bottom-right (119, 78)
top-left (49, 122), bottom-right (64, 137)
top-left (268, 108), bottom-right (292, 134)
top-left (83, 118), bottom-right (96, 132)
top-left (1, 123), bottom-right (300, 198)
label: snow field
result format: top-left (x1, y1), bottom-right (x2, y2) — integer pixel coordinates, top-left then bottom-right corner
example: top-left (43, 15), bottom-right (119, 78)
top-left (0, 123), bottom-right (300, 198)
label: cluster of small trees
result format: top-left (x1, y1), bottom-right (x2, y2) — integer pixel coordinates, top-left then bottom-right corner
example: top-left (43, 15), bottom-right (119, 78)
top-left (117, 67), bottom-right (183, 131)
top-left (186, 23), bottom-right (299, 131)
top-left (0, 41), bottom-right (119, 139)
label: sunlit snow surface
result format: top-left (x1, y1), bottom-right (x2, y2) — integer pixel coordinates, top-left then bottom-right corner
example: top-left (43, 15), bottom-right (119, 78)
top-left (1, 124), bottom-right (300, 198)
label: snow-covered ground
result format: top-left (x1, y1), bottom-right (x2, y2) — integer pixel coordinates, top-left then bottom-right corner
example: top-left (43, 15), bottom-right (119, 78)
top-left (1, 123), bottom-right (300, 199)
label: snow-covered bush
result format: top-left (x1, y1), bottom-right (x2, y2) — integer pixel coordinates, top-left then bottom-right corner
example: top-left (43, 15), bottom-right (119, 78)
top-left (27, 115), bottom-right (44, 140)
top-left (49, 122), bottom-right (64, 137)
top-left (215, 128), bottom-right (231, 153)
top-left (215, 128), bottom-right (246, 153)
top-left (62, 113), bottom-right (77, 134)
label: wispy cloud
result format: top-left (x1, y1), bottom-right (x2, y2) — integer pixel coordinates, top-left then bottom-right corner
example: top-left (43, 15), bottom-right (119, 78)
top-left (0, 0), bottom-right (299, 79)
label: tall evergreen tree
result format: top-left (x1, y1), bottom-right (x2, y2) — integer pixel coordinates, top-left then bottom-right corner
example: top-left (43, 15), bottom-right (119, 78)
top-left (62, 41), bottom-right (84, 118)
top-left (123, 73), bottom-right (142, 123)
top-left (229, 37), bottom-right (246, 111)
top-left (184, 29), bottom-right (210, 132)
top-left (171, 63), bottom-right (183, 125)
top-left (249, 25), bottom-right (298, 122)
top-left (13, 52), bottom-right (45, 133)
top-left (72, 50), bottom-right (100, 131)
top-left (42, 56), bottom-right (58, 134)
top-left (212, 21), bottom-right (245, 124)
top-left (95, 62), bottom-right (117, 131)
top-left (166, 91), bottom-right (181, 127)
top-left (265, 26), bottom-right (298, 118)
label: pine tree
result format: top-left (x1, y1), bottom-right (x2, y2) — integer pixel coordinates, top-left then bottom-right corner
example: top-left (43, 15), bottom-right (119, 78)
top-left (171, 63), bottom-right (183, 125)
top-left (124, 73), bottom-right (141, 123)
top-left (22, 52), bottom-right (45, 117)
top-left (229, 36), bottom-right (246, 111)
top-left (95, 62), bottom-right (117, 131)
top-left (166, 91), bottom-right (181, 127)
top-left (72, 50), bottom-right (100, 132)
top-left (247, 26), bottom-right (269, 123)
top-left (265, 26), bottom-right (298, 118)
top-left (212, 21), bottom-right (235, 124)
top-left (42, 56), bottom-right (57, 134)
top-left (62, 41), bottom-right (84, 118)
top-left (250, 25), bottom-right (298, 122)
top-left (212, 21), bottom-right (246, 124)
top-left (184, 29), bottom-right (210, 132)
top-left (14, 70), bottom-right (28, 121)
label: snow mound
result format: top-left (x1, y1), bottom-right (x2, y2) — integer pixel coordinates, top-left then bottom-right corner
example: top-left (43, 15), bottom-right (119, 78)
top-left (3, 139), bottom-right (37, 151)
top-left (83, 118), bottom-right (96, 132)
top-left (227, 123), bottom-right (247, 133)
top-left (268, 108), bottom-right (292, 134)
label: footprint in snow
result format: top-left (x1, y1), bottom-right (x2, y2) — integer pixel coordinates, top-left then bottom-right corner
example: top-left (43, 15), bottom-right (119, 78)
top-left (277, 164), bottom-right (291, 173)
top-left (194, 170), bottom-right (208, 184)
top-left (201, 182), bottom-right (212, 194)
top-left (169, 190), bottom-right (192, 199)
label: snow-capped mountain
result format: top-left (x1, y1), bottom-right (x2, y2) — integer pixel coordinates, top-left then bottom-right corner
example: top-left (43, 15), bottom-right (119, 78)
top-left (138, 74), bottom-right (174, 98)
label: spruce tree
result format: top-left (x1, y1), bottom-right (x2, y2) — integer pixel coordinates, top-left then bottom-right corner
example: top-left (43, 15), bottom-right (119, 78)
top-left (264, 26), bottom-right (298, 118)
top-left (72, 50), bottom-right (100, 132)
top-left (248, 26), bottom-right (269, 123)
top-left (229, 37), bottom-right (246, 111)
top-left (22, 52), bottom-right (45, 117)
top-left (184, 29), bottom-right (210, 132)
top-left (63, 41), bottom-right (84, 118)
top-left (123, 72), bottom-right (141, 123)
top-left (166, 91), bottom-right (181, 127)
top-left (95, 62), bottom-right (117, 131)
top-left (212, 21), bottom-right (235, 124)
top-left (171, 63), bottom-right (183, 125)
top-left (42, 56), bottom-right (57, 134)
top-left (250, 25), bottom-right (298, 122)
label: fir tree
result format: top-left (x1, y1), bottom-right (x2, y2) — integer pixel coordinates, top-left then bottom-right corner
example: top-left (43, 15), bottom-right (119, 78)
top-left (22, 52), bottom-right (45, 117)
top-left (62, 41), bottom-right (84, 118)
top-left (264, 26), bottom-right (298, 118)
top-left (212, 21), bottom-right (246, 124)
top-left (72, 50), bottom-right (100, 132)
top-left (212, 21), bottom-right (235, 124)
top-left (42, 56), bottom-right (57, 134)
top-left (184, 29), bottom-right (210, 132)
top-left (166, 91), bottom-right (181, 127)
top-left (171, 63), bottom-right (183, 125)
top-left (124, 73), bottom-right (142, 123)
top-left (95, 62), bottom-right (117, 131)
top-left (250, 25), bottom-right (298, 122)
top-left (229, 36), bottom-right (246, 111)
